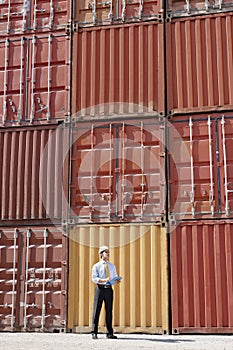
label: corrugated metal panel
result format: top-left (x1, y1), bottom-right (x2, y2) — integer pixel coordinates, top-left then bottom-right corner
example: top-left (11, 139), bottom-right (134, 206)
top-left (68, 224), bottom-right (169, 334)
top-left (70, 118), bottom-right (166, 223)
top-left (72, 23), bottom-right (164, 117)
top-left (0, 125), bottom-right (65, 221)
top-left (168, 113), bottom-right (233, 219)
top-left (0, 0), bottom-right (71, 35)
top-left (0, 32), bottom-right (70, 126)
top-left (0, 226), bottom-right (67, 332)
top-left (75, 1), bottom-right (162, 26)
top-left (167, 0), bottom-right (233, 17)
top-left (166, 13), bottom-right (233, 114)
top-left (171, 221), bottom-right (233, 334)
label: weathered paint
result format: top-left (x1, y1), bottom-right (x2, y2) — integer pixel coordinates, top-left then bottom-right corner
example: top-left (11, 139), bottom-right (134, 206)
top-left (68, 224), bottom-right (169, 334)
top-left (168, 113), bottom-right (233, 219)
top-left (75, 1), bottom-right (162, 26)
top-left (70, 118), bottom-right (166, 223)
top-left (171, 221), bottom-right (233, 334)
top-left (167, 0), bottom-right (233, 17)
top-left (166, 13), bottom-right (233, 114)
top-left (0, 0), bottom-right (71, 35)
top-left (72, 22), bottom-right (164, 117)
top-left (0, 125), bottom-right (66, 221)
top-left (0, 226), bottom-right (67, 332)
top-left (0, 32), bottom-right (70, 125)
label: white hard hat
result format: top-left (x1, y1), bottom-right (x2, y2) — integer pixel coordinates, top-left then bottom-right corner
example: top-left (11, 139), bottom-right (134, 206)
top-left (98, 245), bottom-right (109, 254)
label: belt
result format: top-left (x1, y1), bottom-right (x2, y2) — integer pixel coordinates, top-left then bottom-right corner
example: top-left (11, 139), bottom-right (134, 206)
top-left (97, 284), bottom-right (112, 289)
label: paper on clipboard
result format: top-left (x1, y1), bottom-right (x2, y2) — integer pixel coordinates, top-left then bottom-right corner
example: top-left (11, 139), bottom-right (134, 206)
top-left (107, 276), bottom-right (123, 285)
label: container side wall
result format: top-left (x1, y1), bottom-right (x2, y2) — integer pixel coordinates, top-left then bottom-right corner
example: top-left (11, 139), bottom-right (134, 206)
top-left (171, 221), bottom-right (233, 334)
top-left (0, 125), bottom-right (66, 222)
top-left (167, 14), bottom-right (233, 114)
top-left (68, 224), bottom-right (168, 333)
top-left (0, 0), bottom-right (71, 36)
top-left (73, 23), bottom-right (164, 117)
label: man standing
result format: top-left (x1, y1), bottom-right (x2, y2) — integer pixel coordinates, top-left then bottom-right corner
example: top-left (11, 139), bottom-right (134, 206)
top-left (91, 245), bottom-right (121, 339)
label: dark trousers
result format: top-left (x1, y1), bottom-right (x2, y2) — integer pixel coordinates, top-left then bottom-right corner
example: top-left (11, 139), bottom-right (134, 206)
top-left (92, 285), bottom-right (114, 335)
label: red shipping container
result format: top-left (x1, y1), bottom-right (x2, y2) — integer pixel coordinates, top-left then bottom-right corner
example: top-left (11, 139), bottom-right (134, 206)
top-left (0, 0), bottom-right (71, 35)
top-left (75, 0), bottom-right (162, 26)
top-left (0, 226), bottom-right (67, 332)
top-left (168, 113), bottom-right (233, 220)
top-left (167, 0), bottom-right (233, 18)
top-left (171, 221), bottom-right (233, 334)
top-left (166, 13), bottom-right (233, 114)
top-left (70, 118), bottom-right (166, 223)
top-left (0, 32), bottom-right (71, 126)
top-left (72, 22), bottom-right (165, 117)
top-left (0, 125), bottom-right (68, 222)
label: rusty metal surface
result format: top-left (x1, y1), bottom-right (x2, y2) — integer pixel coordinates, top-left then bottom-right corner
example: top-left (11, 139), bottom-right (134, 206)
top-left (0, 125), bottom-right (66, 222)
top-left (0, 0), bottom-right (71, 35)
top-left (0, 226), bottom-right (67, 332)
top-left (70, 118), bottom-right (166, 223)
top-left (170, 221), bottom-right (233, 334)
top-left (75, 1), bottom-right (162, 26)
top-left (168, 113), bottom-right (233, 219)
top-left (0, 32), bottom-right (70, 126)
top-left (72, 22), bottom-right (164, 117)
top-left (166, 13), bottom-right (233, 114)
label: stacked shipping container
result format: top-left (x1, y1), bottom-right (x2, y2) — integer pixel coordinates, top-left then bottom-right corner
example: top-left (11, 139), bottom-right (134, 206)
top-left (167, 6), bottom-right (233, 334)
top-left (0, 0), bottom-right (70, 331)
top-left (68, 1), bottom-right (169, 334)
top-left (1, 0), bottom-right (233, 334)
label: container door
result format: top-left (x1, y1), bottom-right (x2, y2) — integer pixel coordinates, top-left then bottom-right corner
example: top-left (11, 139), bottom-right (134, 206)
top-left (119, 0), bottom-right (161, 22)
top-left (0, 0), bottom-right (31, 35)
top-left (19, 228), bottom-right (67, 331)
top-left (76, 1), bottom-right (161, 25)
top-left (31, 0), bottom-right (70, 31)
top-left (0, 37), bottom-right (29, 124)
top-left (0, 227), bottom-right (67, 332)
top-left (169, 116), bottom-right (220, 219)
top-left (71, 118), bottom-right (165, 223)
top-left (169, 114), bottom-right (233, 220)
top-left (0, 229), bottom-right (19, 331)
top-left (30, 33), bottom-right (70, 123)
top-left (219, 116), bottom-right (233, 217)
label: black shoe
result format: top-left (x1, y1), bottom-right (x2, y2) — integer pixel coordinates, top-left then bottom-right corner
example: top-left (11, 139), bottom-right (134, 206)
top-left (92, 333), bottom-right (98, 339)
top-left (106, 334), bottom-right (117, 339)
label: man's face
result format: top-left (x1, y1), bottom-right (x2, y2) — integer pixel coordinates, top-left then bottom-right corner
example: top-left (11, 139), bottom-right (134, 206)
top-left (102, 250), bottom-right (110, 260)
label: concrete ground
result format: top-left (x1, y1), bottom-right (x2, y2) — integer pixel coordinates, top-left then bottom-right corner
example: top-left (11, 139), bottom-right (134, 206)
top-left (0, 333), bottom-right (233, 350)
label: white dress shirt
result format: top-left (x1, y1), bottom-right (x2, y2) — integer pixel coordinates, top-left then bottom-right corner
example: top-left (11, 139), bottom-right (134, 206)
top-left (92, 260), bottom-right (118, 285)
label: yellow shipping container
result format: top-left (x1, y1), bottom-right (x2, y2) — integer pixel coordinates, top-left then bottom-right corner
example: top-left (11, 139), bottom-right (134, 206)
top-left (68, 224), bottom-right (168, 334)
